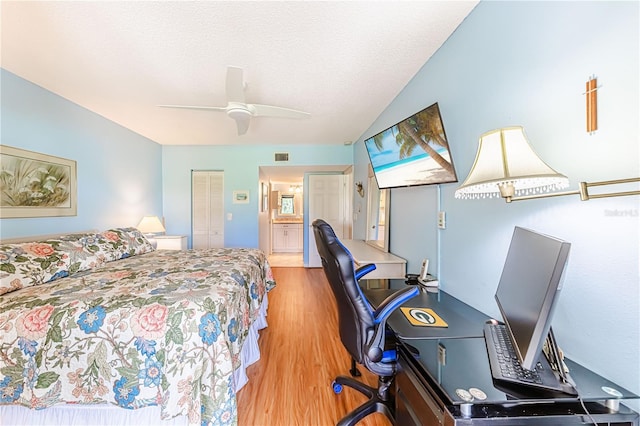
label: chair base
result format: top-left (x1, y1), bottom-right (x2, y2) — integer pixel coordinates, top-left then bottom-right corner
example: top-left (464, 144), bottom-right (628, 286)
top-left (334, 375), bottom-right (394, 426)
top-left (350, 357), bottom-right (361, 377)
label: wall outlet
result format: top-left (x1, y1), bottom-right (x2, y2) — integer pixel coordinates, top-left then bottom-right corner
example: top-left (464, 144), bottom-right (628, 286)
top-left (438, 211), bottom-right (446, 229)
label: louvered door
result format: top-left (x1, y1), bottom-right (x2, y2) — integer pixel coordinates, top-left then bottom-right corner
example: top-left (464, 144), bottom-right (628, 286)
top-left (192, 171), bottom-right (224, 249)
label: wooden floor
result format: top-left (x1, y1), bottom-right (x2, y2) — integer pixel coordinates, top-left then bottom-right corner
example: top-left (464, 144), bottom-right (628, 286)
top-left (237, 267), bottom-right (392, 426)
top-left (267, 253), bottom-right (304, 267)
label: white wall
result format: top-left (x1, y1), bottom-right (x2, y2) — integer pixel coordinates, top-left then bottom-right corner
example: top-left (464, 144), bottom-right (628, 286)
top-left (353, 1), bottom-right (639, 405)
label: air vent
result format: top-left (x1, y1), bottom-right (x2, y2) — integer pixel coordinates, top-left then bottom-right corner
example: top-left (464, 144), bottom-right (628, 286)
top-left (274, 152), bottom-right (289, 162)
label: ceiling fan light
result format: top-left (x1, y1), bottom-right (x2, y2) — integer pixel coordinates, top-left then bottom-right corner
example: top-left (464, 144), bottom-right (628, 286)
top-left (227, 107), bottom-right (252, 120)
top-left (158, 66), bottom-right (310, 137)
top-left (227, 108), bottom-right (251, 135)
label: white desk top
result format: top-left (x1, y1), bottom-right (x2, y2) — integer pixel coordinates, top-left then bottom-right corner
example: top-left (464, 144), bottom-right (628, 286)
top-left (341, 239), bottom-right (407, 265)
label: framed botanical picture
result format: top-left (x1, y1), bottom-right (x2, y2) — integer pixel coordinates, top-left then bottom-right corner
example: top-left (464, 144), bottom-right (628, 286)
top-left (0, 145), bottom-right (77, 218)
top-left (232, 190), bottom-right (249, 204)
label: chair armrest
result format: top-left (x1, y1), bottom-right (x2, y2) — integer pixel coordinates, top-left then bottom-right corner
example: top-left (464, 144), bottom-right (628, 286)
top-left (373, 285), bottom-right (420, 325)
top-left (366, 285), bottom-right (420, 362)
top-left (355, 263), bottom-right (376, 280)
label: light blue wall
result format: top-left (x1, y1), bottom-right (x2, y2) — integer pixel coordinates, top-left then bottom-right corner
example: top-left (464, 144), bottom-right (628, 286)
top-left (162, 145), bottom-right (352, 248)
top-left (354, 1), bottom-right (639, 404)
top-left (2, 0), bottom-right (637, 405)
top-left (0, 70), bottom-right (163, 238)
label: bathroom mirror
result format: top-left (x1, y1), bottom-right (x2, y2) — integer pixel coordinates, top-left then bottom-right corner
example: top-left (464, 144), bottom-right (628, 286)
top-left (280, 194), bottom-right (295, 215)
top-left (365, 175), bottom-right (390, 252)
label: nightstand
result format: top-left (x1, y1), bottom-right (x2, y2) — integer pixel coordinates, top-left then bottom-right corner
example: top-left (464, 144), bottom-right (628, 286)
top-left (155, 235), bottom-right (187, 250)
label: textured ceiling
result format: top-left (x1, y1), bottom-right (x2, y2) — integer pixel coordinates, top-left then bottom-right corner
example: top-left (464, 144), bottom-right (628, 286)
top-left (1, 1), bottom-right (477, 146)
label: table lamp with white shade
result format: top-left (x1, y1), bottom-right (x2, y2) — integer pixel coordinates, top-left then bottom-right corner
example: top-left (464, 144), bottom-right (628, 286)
top-left (137, 215), bottom-right (166, 248)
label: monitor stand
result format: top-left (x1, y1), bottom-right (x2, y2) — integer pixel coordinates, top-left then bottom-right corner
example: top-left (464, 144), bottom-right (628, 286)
top-left (543, 327), bottom-right (578, 396)
top-left (490, 326), bottom-right (579, 399)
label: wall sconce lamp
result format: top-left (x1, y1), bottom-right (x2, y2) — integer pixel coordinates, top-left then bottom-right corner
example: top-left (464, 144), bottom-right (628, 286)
top-left (585, 75), bottom-right (599, 134)
top-left (355, 181), bottom-right (364, 198)
top-left (455, 126), bottom-right (640, 203)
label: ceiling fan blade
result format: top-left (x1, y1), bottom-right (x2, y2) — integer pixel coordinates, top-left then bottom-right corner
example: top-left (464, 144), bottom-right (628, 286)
top-left (226, 66), bottom-right (246, 103)
top-left (250, 104), bottom-right (310, 119)
top-left (158, 104), bottom-right (227, 112)
top-left (234, 113), bottom-right (251, 135)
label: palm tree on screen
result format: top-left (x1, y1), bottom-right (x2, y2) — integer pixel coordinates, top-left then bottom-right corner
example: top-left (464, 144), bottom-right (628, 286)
top-left (396, 108), bottom-right (454, 174)
top-left (370, 108), bottom-right (454, 175)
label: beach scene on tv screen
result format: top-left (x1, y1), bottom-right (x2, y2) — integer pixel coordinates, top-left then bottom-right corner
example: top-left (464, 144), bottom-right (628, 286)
top-left (365, 105), bottom-right (457, 188)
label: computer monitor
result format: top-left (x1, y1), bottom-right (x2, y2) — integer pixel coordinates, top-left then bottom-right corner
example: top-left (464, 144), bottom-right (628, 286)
top-left (495, 226), bottom-right (571, 371)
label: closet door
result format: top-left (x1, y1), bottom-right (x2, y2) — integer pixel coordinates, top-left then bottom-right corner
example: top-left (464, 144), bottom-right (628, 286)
top-left (192, 171), bottom-right (224, 249)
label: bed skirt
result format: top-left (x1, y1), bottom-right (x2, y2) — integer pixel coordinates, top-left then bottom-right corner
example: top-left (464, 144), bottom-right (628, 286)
top-left (0, 295), bottom-right (269, 425)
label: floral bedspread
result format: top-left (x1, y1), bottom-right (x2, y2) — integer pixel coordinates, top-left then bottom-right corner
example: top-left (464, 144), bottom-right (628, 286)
top-left (0, 247), bottom-right (275, 425)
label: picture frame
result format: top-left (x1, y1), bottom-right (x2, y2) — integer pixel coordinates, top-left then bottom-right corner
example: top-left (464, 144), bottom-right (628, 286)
top-left (232, 190), bottom-right (250, 204)
top-left (0, 145), bottom-right (77, 218)
top-left (261, 183), bottom-right (269, 212)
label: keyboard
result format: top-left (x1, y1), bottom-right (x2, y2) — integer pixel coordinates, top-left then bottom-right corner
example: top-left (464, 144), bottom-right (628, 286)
top-left (483, 323), bottom-right (576, 396)
top-left (485, 323), bottom-right (542, 383)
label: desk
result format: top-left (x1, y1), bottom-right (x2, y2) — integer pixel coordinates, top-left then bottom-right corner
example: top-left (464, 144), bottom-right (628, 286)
top-left (341, 239), bottom-right (406, 282)
top-left (362, 280), bottom-right (639, 425)
top-left (365, 288), bottom-right (487, 340)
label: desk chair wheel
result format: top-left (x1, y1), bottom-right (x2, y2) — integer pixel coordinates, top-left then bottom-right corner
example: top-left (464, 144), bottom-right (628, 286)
top-left (332, 381), bottom-right (343, 394)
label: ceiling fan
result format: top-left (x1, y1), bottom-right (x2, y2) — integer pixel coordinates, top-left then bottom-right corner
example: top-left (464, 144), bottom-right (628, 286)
top-left (158, 66), bottom-right (310, 135)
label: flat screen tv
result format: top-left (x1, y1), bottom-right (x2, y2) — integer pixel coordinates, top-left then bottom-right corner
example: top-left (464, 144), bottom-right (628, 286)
top-left (364, 102), bottom-right (457, 189)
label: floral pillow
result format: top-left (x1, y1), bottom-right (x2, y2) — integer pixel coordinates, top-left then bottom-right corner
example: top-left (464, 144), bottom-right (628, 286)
top-left (64, 228), bottom-right (154, 267)
top-left (60, 233), bottom-right (114, 274)
top-left (0, 240), bottom-right (71, 295)
top-left (0, 227), bottom-right (155, 295)
top-left (102, 227), bottom-right (155, 258)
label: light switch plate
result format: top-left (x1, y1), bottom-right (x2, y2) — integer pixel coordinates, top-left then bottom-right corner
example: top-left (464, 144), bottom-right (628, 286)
top-left (438, 211), bottom-right (446, 229)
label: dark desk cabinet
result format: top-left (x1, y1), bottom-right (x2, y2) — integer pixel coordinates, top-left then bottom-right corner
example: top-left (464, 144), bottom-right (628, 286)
top-left (396, 354), bottom-right (450, 426)
top-left (395, 343), bottom-right (639, 426)
top-left (362, 283), bottom-right (639, 426)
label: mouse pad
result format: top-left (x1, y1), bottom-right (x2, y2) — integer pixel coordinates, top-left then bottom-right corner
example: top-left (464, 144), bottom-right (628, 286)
top-left (400, 307), bottom-right (448, 327)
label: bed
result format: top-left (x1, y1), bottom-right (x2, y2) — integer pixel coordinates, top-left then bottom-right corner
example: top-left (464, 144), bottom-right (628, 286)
top-left (0, 227), bottom-right (275, 425)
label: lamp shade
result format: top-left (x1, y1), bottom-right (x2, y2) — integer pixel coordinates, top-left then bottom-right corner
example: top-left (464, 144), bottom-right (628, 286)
top-left (137, 216), bottom-right (166, 234)
top-left (455, 126), bottom-right (569, 199)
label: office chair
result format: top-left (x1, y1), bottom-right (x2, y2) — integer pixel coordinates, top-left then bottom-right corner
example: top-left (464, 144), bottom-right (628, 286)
top-left (312, 219), bottom-right (419, 426)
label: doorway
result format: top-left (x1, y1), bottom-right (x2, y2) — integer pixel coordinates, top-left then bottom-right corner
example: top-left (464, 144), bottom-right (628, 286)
top-left (259, 165), bottom-right (353, 268)
top-left (307, 173), bottom-right (348, 268)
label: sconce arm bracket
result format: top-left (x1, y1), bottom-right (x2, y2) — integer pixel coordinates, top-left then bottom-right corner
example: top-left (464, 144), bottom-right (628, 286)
top-left (505, 177), bottom-right (640, 203)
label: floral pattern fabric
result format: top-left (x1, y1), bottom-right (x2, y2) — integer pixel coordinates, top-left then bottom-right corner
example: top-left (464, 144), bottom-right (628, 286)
top-left (0, 227), bottom-right (155, 295)
top-left (0, 247), bottom-right (275, 426)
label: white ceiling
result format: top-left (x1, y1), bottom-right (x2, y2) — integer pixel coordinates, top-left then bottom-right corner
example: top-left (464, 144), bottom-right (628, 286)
top-left (1, 1), bottom-right (477, 147)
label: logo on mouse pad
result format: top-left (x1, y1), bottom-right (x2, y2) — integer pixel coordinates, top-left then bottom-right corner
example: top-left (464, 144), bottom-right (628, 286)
top-left (401, 307), bottom-right (448, 327)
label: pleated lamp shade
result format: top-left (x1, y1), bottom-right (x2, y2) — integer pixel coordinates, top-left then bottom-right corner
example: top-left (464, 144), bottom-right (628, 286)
top-left (455, 126), bottom-right (569, 200)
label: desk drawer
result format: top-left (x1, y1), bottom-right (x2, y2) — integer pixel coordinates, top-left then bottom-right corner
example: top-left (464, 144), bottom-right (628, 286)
top-left (396, 356), bottom-right (447, 426)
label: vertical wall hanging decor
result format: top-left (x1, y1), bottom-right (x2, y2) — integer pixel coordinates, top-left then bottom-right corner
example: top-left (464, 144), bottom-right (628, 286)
top-left (585, 75), bottom-right (598, 134)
